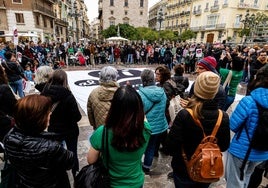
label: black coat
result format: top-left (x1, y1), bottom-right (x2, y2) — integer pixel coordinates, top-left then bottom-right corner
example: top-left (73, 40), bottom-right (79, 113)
top-left (165, 102), bottom-right (230, 179)
top-left (0, 84), bottom-right (17, 142)
top-left (3, 127), bottom-right (74, 188)
top-left (189, 82), bottom-right (226, 110)
top-left (41, 85), bottom-right (81, 139)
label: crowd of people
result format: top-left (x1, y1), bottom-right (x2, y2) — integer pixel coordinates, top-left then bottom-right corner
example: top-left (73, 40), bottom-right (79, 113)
top-left (0, 38), bottom-right (268, 188)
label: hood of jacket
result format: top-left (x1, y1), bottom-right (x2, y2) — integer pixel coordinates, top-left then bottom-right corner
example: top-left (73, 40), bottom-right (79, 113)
top-left (41, 85), bottom-right (71, 102)
top-left (139, 85), bottom-right (165, 103)
top-left (98, 81), bottom-right (119, 102)
top-left (250, 87), bottom-right (268, 108)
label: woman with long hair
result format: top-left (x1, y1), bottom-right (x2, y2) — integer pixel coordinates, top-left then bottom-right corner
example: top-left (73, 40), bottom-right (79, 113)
top-left (41, 69), bottom-right (81, 177)
top-left (87, 85), bottom-right (151, 188)
top-left (166, 71), bottom-right (230, 188)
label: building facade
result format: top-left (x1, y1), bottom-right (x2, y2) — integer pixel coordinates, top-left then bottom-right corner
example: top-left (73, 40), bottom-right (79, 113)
top-left (0, 0), bottom-right (90, 43)
top-left (98, 0), bottom-right (149, 37)
top-left (148, 0), bottom-right (167, 31)
top-left (152, 0), bottom-right (268, 44)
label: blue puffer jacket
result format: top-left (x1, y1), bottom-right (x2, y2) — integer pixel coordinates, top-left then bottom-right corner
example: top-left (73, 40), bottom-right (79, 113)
top-left (139, 85), bottom-right (169, 135)
top-left (229, 87), bottom-right (268, 161)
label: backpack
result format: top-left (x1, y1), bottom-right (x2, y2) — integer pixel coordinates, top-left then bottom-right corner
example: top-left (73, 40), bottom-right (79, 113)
top-left (182, 108), bottom-right (224, 183)
top-left (238, 101), bottom-right (268, 180)
top-left (250, 102), bottom-right (268, 151)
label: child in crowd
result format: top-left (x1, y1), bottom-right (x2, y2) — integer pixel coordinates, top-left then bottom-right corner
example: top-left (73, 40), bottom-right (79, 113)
top-left (24, 64), bottom-right (33, 81)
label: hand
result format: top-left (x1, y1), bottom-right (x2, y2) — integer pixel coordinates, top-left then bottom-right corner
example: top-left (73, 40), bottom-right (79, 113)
top-left (180, 98), bottom-right (189, 108)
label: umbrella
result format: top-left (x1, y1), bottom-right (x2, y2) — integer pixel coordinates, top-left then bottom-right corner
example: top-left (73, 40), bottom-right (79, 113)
top-left (106, 36), bottom-right (129, 41)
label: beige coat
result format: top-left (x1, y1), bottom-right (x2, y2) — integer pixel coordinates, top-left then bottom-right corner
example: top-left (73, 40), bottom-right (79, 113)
top-left (87, 81), bottom-right (119, 129)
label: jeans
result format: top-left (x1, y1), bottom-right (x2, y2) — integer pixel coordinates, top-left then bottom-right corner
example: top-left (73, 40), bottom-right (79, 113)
top-left (143, 134), bottom-right (160, 169)
top-left (223, 95), bottom-right (235, 111)
top-left (173, 173), bottom-right (210, 188)
top-left (109, 54), bottom-right (114, 64)
top-left (9, 79), bottom-right (24, 98)
top-left (225, 152), bottom-right (261, 188)
top-left (127, 54), bottom-right (133, 64)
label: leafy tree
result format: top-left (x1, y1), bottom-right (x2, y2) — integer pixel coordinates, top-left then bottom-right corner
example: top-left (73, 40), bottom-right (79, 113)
top-left (159, 30), bottom-right (177, 41)
top-left (101, 25), bottom-right (117, 38)
top-left (178, 30), bottom-right (196, 41)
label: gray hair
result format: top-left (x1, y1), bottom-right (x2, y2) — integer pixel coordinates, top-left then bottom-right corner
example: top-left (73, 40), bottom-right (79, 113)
top-left (34, 66), bottom-right (54, 84)
top-left (140, 69), bottom-right (155, 86)
top-left (99, 66), bottom-right (118, 83)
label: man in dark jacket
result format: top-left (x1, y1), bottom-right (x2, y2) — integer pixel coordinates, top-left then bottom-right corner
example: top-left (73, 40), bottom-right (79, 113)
top-left (188, 56), bottom-right (226, 110)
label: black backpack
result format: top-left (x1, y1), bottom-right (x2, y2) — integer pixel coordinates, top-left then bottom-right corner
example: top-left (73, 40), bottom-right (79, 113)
top-left (238, 101), bottom-right (268, 180)
top-left (250, 102), bottom-right (268, 151)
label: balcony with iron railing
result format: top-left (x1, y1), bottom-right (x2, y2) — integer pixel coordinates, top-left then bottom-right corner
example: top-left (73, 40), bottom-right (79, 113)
top-left (237, 3), bottom-right (259, 10)
top-left (190, 26), bottom-right (200, 31)
top-left (206, 24), bottom-right (216, 29)
top-left (210, 5), bottom-right (219, 12)
top-left (32, 3), bottom-right (56, 18)
top-left (216, 23), bottom-right (226, 29)
top-left (193, 9), bottom-right (202, 16)
top-left (55, 18), bottom-right (68, 26)
top-left (233, 23), bottom-right (242, 28)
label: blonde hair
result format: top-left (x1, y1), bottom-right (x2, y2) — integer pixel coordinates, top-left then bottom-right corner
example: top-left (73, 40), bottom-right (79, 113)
top-left (34, 66), bottom-right (54, 84)
top-left (186, 96), bottom-right (204, 120)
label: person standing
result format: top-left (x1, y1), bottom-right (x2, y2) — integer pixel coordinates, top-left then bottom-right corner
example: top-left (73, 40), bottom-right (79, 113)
top-left (219, 55), bottom-right (244, 111)
top-left (166, 71), bottom-right (230, 188)
top-left (87, 85), bottom-right (151, 188)
top-left (187, 56), bottom-right (226, 110)
top-left (34, 65), bottom-right (54, 92)
top-left (3, 95), bottom-right (74, 188)
top-left (225, 64), bottom-right (268, 188)
top-left (87, 66), bottom-right (119, 130)
top-left (41, 69), bottom-right (81, 177)
top-left (138, 69), bottom-right (169, 174)
top-left (2, 51), bottom-right (26, 98)
top-left (0, 64), bottom-right (17, 142)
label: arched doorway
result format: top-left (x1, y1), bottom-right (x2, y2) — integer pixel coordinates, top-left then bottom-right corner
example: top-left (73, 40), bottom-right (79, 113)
top-left (206, 33), bottom-right (214, 43)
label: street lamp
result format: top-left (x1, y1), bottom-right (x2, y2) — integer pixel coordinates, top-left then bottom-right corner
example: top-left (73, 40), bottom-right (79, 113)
top-left (68, 1), bottom-right (82, 43)
top-left (157, 8), bottom-right (164, 31)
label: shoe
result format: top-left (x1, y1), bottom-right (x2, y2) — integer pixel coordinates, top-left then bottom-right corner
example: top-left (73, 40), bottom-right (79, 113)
top-left (154, 152), bottom-right (159, 157)
top-left (167, 172), bottom-right (173, 179)
top-left (142, 166), bottom-right (150, 175)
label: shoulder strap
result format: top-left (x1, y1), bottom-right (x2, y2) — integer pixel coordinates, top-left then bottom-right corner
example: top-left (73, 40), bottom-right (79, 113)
top-left (222, 70), bottom-right (232, 89)
top-left (186, 108), bottom-right (223, 139)
top-left (102, 126), bottom-right (109, 169)
top-left (186, 108), bottom-right (205, 137)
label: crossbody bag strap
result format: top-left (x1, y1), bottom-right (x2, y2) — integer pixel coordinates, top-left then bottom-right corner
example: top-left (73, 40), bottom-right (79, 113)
top-left (101, 126), bottom-right (109, 169)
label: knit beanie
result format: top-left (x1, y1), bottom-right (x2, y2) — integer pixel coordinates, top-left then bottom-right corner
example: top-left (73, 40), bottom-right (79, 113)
top-left (194, 71), bottom-right (220, 100)
top-left (197, 56), bottom-right (218, 73)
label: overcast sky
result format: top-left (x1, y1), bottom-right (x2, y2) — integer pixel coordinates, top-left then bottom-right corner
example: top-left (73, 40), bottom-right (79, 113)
top-left (84, 0), bottom-right (160, 22)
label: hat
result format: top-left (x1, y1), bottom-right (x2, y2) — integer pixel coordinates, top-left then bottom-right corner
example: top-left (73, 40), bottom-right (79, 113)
top-left (197, 56), bottom-right (218, 73)
top-left (194, 71), bottom-right (220, 100)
